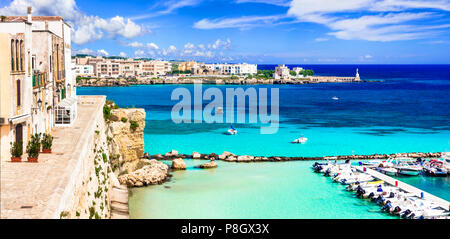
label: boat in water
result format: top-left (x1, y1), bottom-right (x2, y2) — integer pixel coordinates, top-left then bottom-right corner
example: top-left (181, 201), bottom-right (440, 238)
top-left (227, 125), bottom-right (237, 135)
top-left (423, 159), bottom-right (448, 177)
top-left (292, 135), bottom-right (308, 144)
top-left (395, 162), bottom-right (422, 176)
top-left (376, 160), bottom-right (398, 176)
top-left (332, 96), bottom-right (339, 100)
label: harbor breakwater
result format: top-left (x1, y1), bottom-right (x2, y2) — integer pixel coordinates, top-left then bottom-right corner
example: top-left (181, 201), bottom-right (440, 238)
top-left (145, 150), bottom-right (442, 163)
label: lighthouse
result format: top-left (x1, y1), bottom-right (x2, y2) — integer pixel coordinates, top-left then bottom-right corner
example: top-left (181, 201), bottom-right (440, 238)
top-left (355, 68), bottom-right (361, 81)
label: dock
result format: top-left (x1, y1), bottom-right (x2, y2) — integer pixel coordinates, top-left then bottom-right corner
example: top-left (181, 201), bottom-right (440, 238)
top-left (354, 166), bottom-right (450, 211)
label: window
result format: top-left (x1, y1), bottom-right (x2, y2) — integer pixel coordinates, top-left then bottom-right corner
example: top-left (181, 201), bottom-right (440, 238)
top-left (17, 80), bottom-right (21, 106)
top-left (15, 40), bottom-right (19, 71)
top-left (20, 40), bottom-right (24, 71)
top-left (11, 40), bottom-right (15, 71)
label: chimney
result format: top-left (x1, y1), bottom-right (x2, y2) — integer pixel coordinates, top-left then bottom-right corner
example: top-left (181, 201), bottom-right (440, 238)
top-left (27, 6), bottom-right (32, 23)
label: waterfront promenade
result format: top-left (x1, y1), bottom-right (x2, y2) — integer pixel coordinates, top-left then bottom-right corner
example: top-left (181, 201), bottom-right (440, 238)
top-left (0, 96), bottom-right (105, 219)
top-left (354, 166), bottom-right (450, 211)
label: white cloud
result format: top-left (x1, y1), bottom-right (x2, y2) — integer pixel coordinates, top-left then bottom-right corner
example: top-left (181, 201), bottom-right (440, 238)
top-left (194, 15), bottom-right (286, 29)
top-left (364, 54), bottom-right (373, 59)
top-left (184, 43), bottom-right (195, 49)
top-left (131, 0), bottom-right (203, 20)
top-left (315, 37), bottom-right (329, 42)
top-left (128, 41), bottom-right (144, 48)
top-left (235, 0), bottom-right (291, 6)
top-left (119, 52), bottom-right (127, 57)
top-left (0, 0), bottom-right (146, 45)
top-left (134, 49), bottom-right (145, 57)
top-left (97, 49), bottom-right (109, 56)
top-left (147, 42), bottom-right (159, 50)
top-left (287, 0), bottom-right (450, 41)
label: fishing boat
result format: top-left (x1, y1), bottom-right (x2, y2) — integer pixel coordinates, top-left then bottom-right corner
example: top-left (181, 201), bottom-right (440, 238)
top-left (292, 135), bottom-right (308, 144)
top-left (227, 125), bottom-right (237, 135)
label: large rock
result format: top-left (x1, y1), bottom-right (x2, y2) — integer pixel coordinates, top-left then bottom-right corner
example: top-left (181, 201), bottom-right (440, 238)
top-left (172, 158), bottom-right (186, 170)
top-left (197, 161), bottom-right (218, 169)
top-left (118, 159), bottom-right (169, 187)
top-left (164, 149), bottom-right (179, 157)
top-left (107, 108), bottom-right (146, 172)
top-left (219, 151), bottom-right (234, 160)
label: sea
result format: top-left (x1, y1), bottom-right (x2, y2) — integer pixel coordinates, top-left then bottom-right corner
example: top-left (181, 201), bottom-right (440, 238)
top-left (77, 64), bottom-right (450, 218)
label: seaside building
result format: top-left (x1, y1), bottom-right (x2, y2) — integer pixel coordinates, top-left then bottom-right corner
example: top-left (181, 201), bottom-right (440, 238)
top-left (177, 61), bottom-right (197, 72)
top-left (0, 7), bottom-right (76, 159)
top-left (274, 64), bottom-right (290, 79)
top-left (0, 8), bottom-right (33, 160)
top-left (141, 60), bottom-right (170, 76)
top-left (72, 64), bottom-right (94, 77)
top-left (196, 63), bottom-right (257, 75)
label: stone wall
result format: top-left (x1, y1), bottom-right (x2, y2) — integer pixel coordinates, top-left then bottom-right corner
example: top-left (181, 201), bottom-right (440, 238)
top-left (55, 96), bottom-right (117, 219)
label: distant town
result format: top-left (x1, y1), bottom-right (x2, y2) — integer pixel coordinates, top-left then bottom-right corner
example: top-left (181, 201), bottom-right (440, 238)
top-left (72, 55), bottom-right (362, 86)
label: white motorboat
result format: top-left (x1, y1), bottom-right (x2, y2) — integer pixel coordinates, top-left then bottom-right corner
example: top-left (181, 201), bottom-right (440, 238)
top-left (292, 136), bottom-right (308, 144)
top-left (227, 125), bottom-right (237, 135)
top-left (332, 96), bottom-right (339, 100)
top-left (395, 162), bottom-right (422, 176)
top-left (376, 160), bottom-right (398, 176)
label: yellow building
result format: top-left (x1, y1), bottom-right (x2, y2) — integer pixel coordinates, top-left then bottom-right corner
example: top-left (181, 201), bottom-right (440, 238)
top-left (0, 13), bottom-right (33, 160)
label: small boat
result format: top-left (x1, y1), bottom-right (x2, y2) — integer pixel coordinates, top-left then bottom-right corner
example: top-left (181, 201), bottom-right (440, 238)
top-left (423, 162), bottom-right (448, 177)
top-left (395, 162), bottom-right (422, 176)
top-left (292, 136), bottom-right (308, 144)
top-left (227, 125), bottom-right (237, 135)
top-left (376, 160), bottom-right (398, 176)
top-left (216, 107), bottom-right (223, 114)
top-left (332, 96), bottom-right (339, 100)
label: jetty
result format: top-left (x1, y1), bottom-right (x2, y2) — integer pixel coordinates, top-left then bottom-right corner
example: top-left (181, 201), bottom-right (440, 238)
top-left (354, 166), bottom-right (450, 211)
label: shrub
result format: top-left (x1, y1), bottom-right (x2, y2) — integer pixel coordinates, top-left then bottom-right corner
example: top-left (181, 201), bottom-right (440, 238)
top-left (102, 153), bottom-right (107, 163)
top-left (121, 117), bottom-right (128, 123)
top-left (10, 141), bottom-right (23, 157)
top-left (129, 120), bottom-right (139, 131)
top-left (41, 133), bottom-right (53, 150)
top-left (95, 130), bottom-right (100, 135)
top-left (26, 133), bottom-right (41, 158)
top-left (103, 105), bottom-right (111, 121)
top-left (47, 105), bottom-right (52, 111)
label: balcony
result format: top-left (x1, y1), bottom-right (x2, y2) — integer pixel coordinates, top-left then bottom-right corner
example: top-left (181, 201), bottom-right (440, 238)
top-left (33, 72), bottom-right (48, 88)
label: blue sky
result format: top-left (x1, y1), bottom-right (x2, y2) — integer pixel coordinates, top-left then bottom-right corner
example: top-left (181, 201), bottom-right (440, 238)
top-left (1, 0), bottom-right (450, 64)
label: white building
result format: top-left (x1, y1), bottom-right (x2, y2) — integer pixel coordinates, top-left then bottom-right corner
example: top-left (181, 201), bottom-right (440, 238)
top-left (274, 64), bottom-right (290, 79)
top-left (203, 63), bottom-right (257, 75)
top-left (72, 64), bottom-right (94, 76)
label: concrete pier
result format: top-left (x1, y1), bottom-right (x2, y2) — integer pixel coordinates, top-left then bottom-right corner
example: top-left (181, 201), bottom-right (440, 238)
top-left (354, 166), bottom-right (450, 211)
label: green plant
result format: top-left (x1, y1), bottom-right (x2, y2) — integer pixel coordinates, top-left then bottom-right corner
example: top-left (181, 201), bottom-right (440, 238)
top-left (121, 117), bottom-right (128, 123)
top-left (129, 120), bottom-right (139, 131)
top-left (47, 105), bottom-right (52, 111)
top-left (103, 105), bottom-right (111, 121)
top-left (10, 141), bottom-right (23, 157)
top-left (26, 133), bottom-right (41, 158)
top-left (95, 130), bottom-right (100, 135)
top-left (1, 16), bottom-right (6, 22)
top-left (41, 133), bottom-right (53, 150)
top-left (59, 211), bottom-right (69, 219)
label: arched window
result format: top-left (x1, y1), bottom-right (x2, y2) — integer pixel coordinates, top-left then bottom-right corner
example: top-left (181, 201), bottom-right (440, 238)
top-left (20, 40), bottom-right (24, 71)
top-left (11, 40), bottom-right (15, 71)
top-left (15, 40), bottom-right (19, 72)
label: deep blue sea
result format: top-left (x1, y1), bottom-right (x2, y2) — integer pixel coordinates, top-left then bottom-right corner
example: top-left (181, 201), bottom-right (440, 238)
top-left (78, 65), bottom-right (450, 218)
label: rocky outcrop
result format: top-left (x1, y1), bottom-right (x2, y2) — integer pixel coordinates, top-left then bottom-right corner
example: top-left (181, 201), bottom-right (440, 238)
top-left (147, 150), bottom-right (442, 163)
top-left (197, 161), bottom-right (218, 169)
top-left (118, 160), bottom-right (169, 187)
top-left (107, 108), bottom-right (145, 172)
top-left (172, 158), bottom-right (186, 170)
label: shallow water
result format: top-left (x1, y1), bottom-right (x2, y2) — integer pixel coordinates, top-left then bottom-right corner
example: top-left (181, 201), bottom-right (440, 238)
top-left (78, 64), bottom-right (450, 218)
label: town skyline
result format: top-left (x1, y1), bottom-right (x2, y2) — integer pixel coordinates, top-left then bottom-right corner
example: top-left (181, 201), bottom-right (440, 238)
top-left (1, 0), bottom-right (450, 64)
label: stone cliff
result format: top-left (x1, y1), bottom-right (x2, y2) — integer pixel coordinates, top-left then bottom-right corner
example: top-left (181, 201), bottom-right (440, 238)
top-left (106, 107), bottom-right (146, 173)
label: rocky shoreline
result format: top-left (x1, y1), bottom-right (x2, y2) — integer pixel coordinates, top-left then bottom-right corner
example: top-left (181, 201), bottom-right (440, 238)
top-left (144, 150), bottom-right (442, 163)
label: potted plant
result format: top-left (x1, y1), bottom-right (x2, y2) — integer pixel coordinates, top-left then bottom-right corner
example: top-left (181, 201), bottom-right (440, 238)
top-left (10, 141), bottom-right (23, 162)
top-left (41, 133), bottom-right (53, 153)
top-left (26, 133), bottom-right (41, 162)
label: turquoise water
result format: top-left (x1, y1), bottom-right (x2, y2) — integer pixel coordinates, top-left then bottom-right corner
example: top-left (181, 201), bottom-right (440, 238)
top-left (129, 160), bottom-right (395, 219)
top-left (78, 65), bottom-right (450, 218)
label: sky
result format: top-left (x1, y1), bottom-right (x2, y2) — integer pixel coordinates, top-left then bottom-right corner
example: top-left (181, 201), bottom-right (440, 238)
top-left (1, 0), bottom-right (450, 64)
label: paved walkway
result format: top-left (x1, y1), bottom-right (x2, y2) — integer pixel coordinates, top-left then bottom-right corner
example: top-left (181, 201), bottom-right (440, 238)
top-left (0, 96), bottom-right (105, 219)
top-left (354, 166), bottom-right (450, 211)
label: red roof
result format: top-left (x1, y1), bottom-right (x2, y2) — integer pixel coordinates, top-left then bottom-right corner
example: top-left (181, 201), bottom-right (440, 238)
top-left (2, 16), bottom-right (63, 22)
